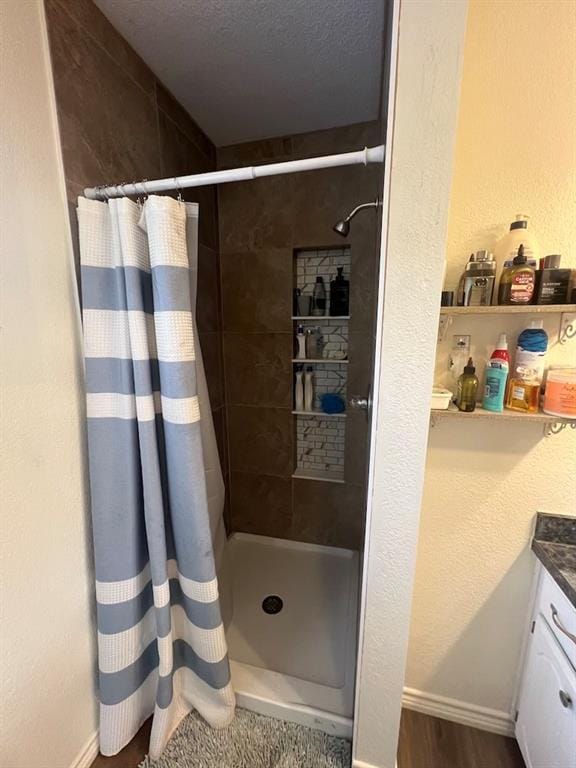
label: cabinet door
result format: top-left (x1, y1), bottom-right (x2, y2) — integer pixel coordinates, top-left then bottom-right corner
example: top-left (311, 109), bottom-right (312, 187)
top-left (516, 616), bottom-right (576, 768)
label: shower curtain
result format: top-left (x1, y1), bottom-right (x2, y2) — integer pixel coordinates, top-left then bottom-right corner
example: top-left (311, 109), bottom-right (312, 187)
top-left (77, 195), bottom-right (235, 759)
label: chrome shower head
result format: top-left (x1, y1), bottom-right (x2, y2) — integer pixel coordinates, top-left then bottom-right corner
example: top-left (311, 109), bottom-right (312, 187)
top-left (332, 218), bottom-right (351, 237)
top-left (332, 197), bottom-right (381, 237)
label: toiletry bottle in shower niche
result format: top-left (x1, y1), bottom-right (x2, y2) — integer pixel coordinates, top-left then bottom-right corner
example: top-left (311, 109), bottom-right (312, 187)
top-left (294, 365), bottom-right (304, 412)
top-left (295, 324), bottom-right (306, 360)
top-left (312, 276), bottom-right (326, 316)
top-left (304, 366), bottom-right (315, 412)
top-left (330, 267), bottom-right (349, 316)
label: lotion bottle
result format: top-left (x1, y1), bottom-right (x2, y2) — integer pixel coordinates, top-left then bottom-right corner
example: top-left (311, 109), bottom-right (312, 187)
top-left (304, 366), bottom-right (314, 412)
top-left (296, 324), bottom-right (306, 360)
top-left (294, 366), bottom-right (304, 412)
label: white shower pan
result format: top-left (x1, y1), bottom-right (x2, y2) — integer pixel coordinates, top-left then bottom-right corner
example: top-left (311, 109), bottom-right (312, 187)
top-left (222, 533), bottom-right (359, 738)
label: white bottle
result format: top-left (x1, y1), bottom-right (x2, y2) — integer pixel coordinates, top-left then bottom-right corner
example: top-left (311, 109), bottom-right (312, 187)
top-left (493, 214), bottom-right (539, 304)
top-left (515, 319), bottom-right (548, 383)
top-left (294, 368), bottom-right (304, 412)
top-left (296, 324), bottom-right (306, 360)
top-left (304, 366), bottom-right (314, 412)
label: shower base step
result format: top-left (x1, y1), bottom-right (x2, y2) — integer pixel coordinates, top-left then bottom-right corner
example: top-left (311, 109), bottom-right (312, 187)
top-left (223, 533), bottom-right (359, 736)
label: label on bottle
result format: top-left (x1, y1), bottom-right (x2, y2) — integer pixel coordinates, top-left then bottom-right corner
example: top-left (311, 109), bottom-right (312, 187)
top-left (509, 272), bottom-right (534, 304)
top-left (512, 385), bottom-right (526, 400)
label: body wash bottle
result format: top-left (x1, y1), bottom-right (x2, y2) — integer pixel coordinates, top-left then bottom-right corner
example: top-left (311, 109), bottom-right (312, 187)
top-left (304, 366), bottom-right (315, 412)
top-left (295, 366), bottom-right (304, 412)
top-left (296, 324), bottom-right (306, 360)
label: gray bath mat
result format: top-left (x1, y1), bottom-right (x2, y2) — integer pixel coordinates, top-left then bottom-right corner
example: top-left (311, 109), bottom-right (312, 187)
top-left (140, 707), bottom-right (351, 768)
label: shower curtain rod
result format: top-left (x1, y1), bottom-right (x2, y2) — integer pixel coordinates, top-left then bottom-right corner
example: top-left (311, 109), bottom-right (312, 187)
top-left (84, 144), bottom-right (385, 201)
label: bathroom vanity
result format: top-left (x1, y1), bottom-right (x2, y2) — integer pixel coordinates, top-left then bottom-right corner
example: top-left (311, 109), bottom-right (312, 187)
top-left (515, 513), bottom-right (576, 768)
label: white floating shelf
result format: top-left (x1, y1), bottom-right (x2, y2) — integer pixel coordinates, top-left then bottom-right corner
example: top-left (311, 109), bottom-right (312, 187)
top-left (440, 304), bottom-right (576, 316)
top-left (292, 410), bottom-right (347, 419)
top-left (431, 405), bottom-right (576, 426)
top-left (292, 468), bottom-right (345, 484)
top-left (292, 315), bottom-right (350, 320)
top-left (292, 358), bottom-right (348, 365)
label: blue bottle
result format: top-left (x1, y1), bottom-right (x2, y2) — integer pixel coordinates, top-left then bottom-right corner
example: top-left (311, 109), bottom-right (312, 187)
top-left (482, 361), bottom-right (508, 412)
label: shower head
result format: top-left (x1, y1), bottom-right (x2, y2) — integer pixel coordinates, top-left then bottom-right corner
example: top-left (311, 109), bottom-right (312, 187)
top-left (332, 218), bottom-right (351, 237)
top-left (332, 197), bottom-right (381, 238)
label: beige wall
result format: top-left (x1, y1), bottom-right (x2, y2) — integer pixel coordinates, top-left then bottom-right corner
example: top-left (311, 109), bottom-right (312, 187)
top-left (0, 1), bottom-right (97, 766)
top-left (406, 0), bottom-right (576, 723)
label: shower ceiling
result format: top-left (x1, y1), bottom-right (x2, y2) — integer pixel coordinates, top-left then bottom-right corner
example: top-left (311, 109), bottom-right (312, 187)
top-left (93, 0), bottom-right (386, 146)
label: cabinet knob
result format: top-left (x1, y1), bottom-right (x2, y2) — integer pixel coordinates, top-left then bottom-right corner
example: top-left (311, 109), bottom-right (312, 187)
top-left (559, 690), bottom-right (573, 709)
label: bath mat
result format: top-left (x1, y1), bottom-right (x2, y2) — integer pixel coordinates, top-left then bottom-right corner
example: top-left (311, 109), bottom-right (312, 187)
top-left (140, 707), bottom-right (351, 768)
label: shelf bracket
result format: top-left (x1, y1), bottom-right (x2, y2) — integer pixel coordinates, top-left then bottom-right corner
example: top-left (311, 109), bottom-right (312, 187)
top-left (559, 312), bottom-right (576, 345)
top-left (543, 420), bottom-right (576, 438)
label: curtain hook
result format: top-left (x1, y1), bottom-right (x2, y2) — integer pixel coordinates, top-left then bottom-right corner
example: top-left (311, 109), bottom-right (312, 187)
top-left (174, 177), bottom-right (183, 203)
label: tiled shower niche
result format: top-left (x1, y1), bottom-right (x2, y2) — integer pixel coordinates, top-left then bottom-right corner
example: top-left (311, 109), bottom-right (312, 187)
top-left (293, 248), bottom-right (351, 484)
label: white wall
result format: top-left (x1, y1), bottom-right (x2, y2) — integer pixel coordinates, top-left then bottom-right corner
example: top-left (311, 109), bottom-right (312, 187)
top-left (405, 0), bottom-right (576, 728)
top-left (0, 2), bottom-right (97, 766)
top-left (352, 1), bottom-right (468, 766)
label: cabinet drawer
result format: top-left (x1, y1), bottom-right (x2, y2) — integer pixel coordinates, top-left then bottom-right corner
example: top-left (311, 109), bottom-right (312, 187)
top-left (537, 568), bottom-right (576, 670)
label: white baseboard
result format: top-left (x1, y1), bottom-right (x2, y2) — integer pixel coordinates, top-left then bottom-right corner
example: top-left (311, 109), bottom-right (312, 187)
top-left (70, 731), bottom-right (99, 768)
top-left (352, 760), bottom-right (397, 768)
top-left (402, 687), bottom-right (514, 737)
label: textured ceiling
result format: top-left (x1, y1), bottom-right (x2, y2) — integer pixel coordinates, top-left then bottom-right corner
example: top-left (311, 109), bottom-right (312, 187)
top-left (94, 0), bottom-right (385, 146)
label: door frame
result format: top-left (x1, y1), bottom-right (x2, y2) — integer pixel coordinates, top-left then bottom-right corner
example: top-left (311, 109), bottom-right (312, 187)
top-left (351, 1), bottom-right (469, 766)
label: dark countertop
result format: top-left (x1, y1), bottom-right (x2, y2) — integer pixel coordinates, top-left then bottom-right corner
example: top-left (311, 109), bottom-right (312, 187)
top-left (532, 513), bottom-right (576, 608)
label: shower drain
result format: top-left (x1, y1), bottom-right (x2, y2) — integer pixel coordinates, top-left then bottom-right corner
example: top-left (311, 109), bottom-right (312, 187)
top-left (261, 595), bottom-right (283, 615)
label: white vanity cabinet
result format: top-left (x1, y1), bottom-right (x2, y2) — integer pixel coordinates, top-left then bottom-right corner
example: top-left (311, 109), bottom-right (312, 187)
top-left (516, 567), bottom-right (576, 768)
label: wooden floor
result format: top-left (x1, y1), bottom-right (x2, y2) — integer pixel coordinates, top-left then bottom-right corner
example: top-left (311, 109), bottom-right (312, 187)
top-left (398, 710), bottom-right (525, 768)
top-left (91, 709), bottom-right (525, 768)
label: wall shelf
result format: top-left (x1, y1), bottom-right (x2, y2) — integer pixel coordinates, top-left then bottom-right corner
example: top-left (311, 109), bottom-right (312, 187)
top-left (292, 358), bottom-right (348, 365)
top-left (292, 468), bottom-right (345, 484)
top-left (439, 304), bottom-right (576, 316)
top-left (292, 410), bottom-right (347, 419)
top-left (430, 405), bottom-right (576, 436)
top-left (292, 315), bottom-right (350, 320)
top-left (438, 303), bottom-right (576, 344)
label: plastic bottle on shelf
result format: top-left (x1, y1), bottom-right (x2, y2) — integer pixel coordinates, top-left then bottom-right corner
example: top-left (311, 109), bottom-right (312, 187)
top-left (456, 357), bottom-right (479, 412)
top-left (493, 214), bottom-right (539, 304)
top-left (312, 277), bottom-right (326, 316)
top-left (295, 324), bottom-right (306, 360)
top-left (294, 366), bottom-right (304, 411)
top-left (515, 320), bottom-right (548, 383)
top-left (304, 366), bottom-right (315, 412)
top-left (482, 333), bottom-right (510, 412)
top-left (489, 333), bottom-right (510, 372)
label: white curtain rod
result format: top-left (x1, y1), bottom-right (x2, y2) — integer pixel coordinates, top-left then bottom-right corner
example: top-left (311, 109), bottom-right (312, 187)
top-left (84, 144), bottom-right (385, 201)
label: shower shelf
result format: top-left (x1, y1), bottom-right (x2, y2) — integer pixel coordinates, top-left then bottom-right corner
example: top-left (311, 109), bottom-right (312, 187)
top-left (291, 358), bottom-right (348, 364)
top-left (292, 315), bottom-right (350, 320)
top-left (292, 410), bottom-right (347, 419)
top-left (292, 468), bottom-right (345, 484)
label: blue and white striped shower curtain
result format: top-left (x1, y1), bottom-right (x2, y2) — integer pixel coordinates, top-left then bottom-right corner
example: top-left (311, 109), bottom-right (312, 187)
top-left (78, 196), bottom-right (235, 758)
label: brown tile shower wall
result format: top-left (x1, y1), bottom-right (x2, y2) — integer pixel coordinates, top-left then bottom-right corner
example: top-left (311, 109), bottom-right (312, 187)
top-left (217, 122), bottom-right (382, 550)
top-left (43, 0), bottom-right (229, 520)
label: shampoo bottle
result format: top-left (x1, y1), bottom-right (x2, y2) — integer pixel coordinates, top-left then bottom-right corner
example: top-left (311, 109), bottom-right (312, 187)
top-left (482, 362), bottom-right (508, 412)
top-left (296, 324), bottom-right (306, 360)
top-left (304, 366), bottom-right (315, 412)
top-left (295, 366), bottom-right (304, 411)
